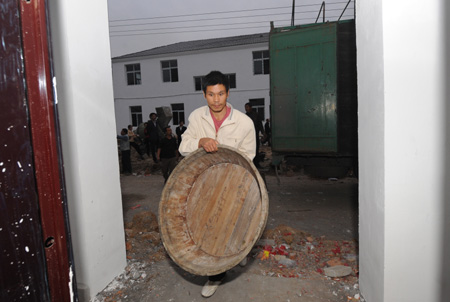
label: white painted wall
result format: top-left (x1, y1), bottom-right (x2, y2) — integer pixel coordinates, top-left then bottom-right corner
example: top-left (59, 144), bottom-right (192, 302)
top-left (48, 0), bottom-right (127, 300)
top-left (112, 45), bottom-right (270, 132)
top-left (355, 1), bottom-right (385, 300)
top-left (357, 0), bottom-right (445, 301)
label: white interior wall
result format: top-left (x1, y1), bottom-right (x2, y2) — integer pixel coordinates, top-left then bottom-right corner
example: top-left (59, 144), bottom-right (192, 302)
top-left (443, 2), bottom-right (450, 299)
top-left (357, 0), bottom-right (445, 301)
top-left (47, 1), bottom-right (127, 300)
top-left (355, 0), bottom-right (385, 300)
top-left (382, 0), bottom-right (444, 301)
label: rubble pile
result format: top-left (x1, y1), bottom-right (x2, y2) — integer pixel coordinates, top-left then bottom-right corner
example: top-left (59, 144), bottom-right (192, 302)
top-left (248, 224), bottom-right (361, 300)
top-left (124, 211), bottom-right (167, 263)
top-left (252, 224), bottom-right (359, 280)
top-left (92, 260), bottom-right (155, 302)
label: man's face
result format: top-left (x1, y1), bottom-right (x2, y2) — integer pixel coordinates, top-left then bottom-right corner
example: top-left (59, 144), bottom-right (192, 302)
top-left (245, 104), bottom-right (251, 113)
top-left (204, 84), bottom-right (229, 114)
top-left (150, 114), bottom-right (157, 121)
top-left (166, 128), bottom-right (172, 136)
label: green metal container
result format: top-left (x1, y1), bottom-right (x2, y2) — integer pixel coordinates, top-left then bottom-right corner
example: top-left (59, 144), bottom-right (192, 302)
top-left (269, 20), bottom-right (357, 159)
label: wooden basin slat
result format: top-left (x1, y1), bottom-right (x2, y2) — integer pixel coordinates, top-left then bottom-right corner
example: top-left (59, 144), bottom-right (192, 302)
top-left (210, 166), bottom-right (252, 256)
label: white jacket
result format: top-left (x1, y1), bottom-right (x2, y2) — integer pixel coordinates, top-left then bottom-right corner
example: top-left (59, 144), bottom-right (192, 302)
top-left (179, 104), bottom-right (256, 160)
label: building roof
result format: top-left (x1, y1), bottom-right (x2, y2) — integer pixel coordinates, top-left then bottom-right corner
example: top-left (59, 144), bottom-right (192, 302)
top-left (113, 32), bottom-right (269, 60)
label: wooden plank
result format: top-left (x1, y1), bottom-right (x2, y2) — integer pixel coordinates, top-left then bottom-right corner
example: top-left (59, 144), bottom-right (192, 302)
top-left (210, 166), bottom-right (253, 255)
top-left (187, 164), bottom-right (238, 255)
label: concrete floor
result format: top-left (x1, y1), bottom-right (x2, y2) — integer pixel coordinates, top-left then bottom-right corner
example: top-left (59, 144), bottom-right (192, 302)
top-left (94, 149), bottom-right (361, 302)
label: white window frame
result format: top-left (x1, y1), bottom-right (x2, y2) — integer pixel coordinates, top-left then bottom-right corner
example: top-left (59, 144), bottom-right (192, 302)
top-left (253, 50), bottom-right (270, 75)
top-left (249, 98), bottom-right (265, 120)
top-left (171, 103), bottom-right (185, 125)
top-left (125, 63), bottom-right (141, 85)
top-left (161, 60), bottom-right (178, 82)
top-left (130, 106), bottom-right (143, 127)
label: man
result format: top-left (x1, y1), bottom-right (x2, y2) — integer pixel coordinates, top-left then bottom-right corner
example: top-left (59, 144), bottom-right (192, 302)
top-left (244, 103), bottom-right (265, 168)
top-left (117, 128), bottom-right (132, 174)
top-left (179, 70), bottom-right (255, 298)
top-left (175, 120), bottom-right (187, 147)
top-left (145, 113), bottom-right (160, 163)
top-left (157, 126), bottom-right (179, 183)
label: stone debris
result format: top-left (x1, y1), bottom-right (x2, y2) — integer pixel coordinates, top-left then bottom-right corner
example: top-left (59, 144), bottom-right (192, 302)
top-left (324, 265), bottom-right (353, 277)
top-left (257, 238), bottom-right (276, 246)
top-left (327, 257), bottom-right (344, 267)
top-left (277, 257), bottom-right (297, 268)
top-left (255, 224), bottom-right (358, 275)
top-left (94, 260), bottom-right (150, 302)
top-left (344, 253), bottom-right (358, 262)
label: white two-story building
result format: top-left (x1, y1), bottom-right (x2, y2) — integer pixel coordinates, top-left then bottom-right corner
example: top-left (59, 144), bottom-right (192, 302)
top-left (111, 32), bottom-right (270, 133)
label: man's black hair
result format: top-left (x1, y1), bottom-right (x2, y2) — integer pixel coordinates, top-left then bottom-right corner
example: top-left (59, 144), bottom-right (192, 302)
top-left (121, 128), bottom-right (127, 134)
top-left (202, 71), bottom-right (229, 93)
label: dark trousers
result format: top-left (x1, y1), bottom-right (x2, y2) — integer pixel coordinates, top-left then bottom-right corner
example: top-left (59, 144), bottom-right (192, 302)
top-left (253, 135), bottom-right (261, 167)
top-left (160, 157), bottom-right (177, 182)
top-left (146, 139), bottom-right (159, 162)
top-left (209, 272), bottom-right (226, 282)
top-left (121, 149), bottom-right (132, 174)
top-left (130, 141), bottom-right (142, 155)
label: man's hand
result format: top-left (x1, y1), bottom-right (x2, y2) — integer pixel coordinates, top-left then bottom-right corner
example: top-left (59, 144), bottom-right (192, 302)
top-left (199, 138), bottom-right (219, 153)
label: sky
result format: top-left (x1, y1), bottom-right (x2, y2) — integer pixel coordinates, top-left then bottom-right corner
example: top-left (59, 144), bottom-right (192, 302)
top-left (107, 0), bottom-right (355, 57)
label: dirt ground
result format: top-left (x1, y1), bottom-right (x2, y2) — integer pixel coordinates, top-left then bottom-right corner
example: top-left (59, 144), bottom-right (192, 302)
top-left (92, 145), bottom-right (363, 302)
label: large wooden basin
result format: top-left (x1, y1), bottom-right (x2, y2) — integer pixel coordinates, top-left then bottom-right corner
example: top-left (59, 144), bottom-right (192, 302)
top-left (159, 146), bottom-right (269, 276)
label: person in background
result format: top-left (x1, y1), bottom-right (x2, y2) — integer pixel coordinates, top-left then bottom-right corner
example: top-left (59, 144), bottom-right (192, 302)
top-left (263, 118), bottom-right (271, 146)
top-left (157, 126), bottom-right (179, 183)
top-left (179, 70), bottom-right (255, 298)
top-left (244, 103), bottom-right (265, 168)
top-left (128, 124), bottom-right (145, 160)
top-left (145, 113), bottom-right (160, 163)
top-left (117, 128), bottom-right (132, 174)
top-left (175, 120), bottom-right (187, 147)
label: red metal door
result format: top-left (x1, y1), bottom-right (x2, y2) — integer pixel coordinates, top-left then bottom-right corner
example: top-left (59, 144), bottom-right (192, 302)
top-left (0, 0), bottom-right (75, 301)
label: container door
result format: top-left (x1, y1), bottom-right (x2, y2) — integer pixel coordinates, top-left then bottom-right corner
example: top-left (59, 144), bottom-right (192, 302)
top-left (270, 23), bottom-right (338, 153)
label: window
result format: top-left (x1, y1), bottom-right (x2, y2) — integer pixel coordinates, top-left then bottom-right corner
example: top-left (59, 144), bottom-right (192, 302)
top-left (125, 63), bottom-right (141, 85)
top-left (249, 98), bottom-right (265, 120)
top-left (161, 60), bottom-right (178, 82)
top-left (253, 50), bottom-right (270, 75)
top-left (194, 76), bottom-right (204, 91)
top-left (227, 74), bottom-right (236, 89)
top-left (194, 73), bottom-right (236, 91)
top-left (171, 103), bottom-right (185, 125)
top-left (130, 106), bottom-right (143, 127)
